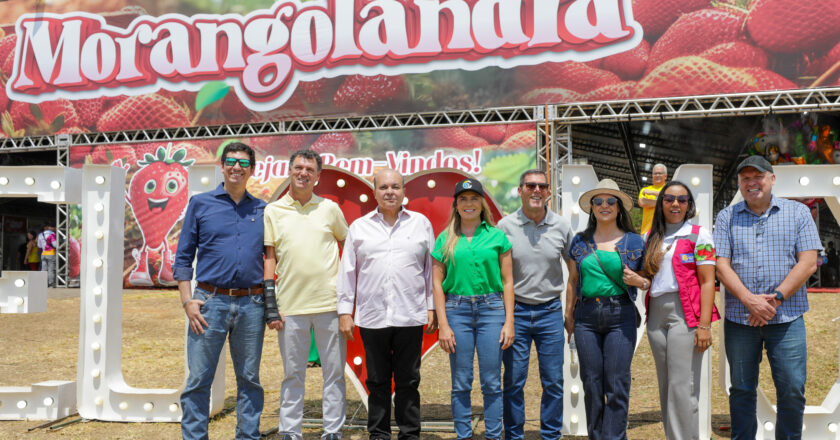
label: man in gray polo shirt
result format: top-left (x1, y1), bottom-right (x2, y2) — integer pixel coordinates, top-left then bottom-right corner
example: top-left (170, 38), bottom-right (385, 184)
top-left (498, 169), bottom-right (574, 440)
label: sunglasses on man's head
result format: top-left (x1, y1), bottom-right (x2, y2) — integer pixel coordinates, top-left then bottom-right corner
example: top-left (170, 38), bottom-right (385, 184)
top-left (591, 197), bottom-right (618, 206)
top-left (223, 157), bottom-right (252, 168)
top-left (662, 194), bottom-right (689, 204)
top-left (523, 182), bottom-right (550, 191)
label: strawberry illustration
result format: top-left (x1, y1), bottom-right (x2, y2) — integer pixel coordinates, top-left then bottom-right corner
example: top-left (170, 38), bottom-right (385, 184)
top-left (514, 61), bottom-right (621, 93)
top-left (631, 0), bottom-right (708, 37)
top-left (89, 144), bottom-right (137, 165)
top-left (521, 87), bottom-right (583, 104)
top-left (0, 82), bottom-right (8, 112)
top-left (646, 9), bottom-right (746, 75)
top-left (747, 0), bottom-right (840, 53)
top-left (9, 99), bottom-right (79, 134)
top-left (310, 132), bottom-right (358, 154)
top-left (743, 68), bottom-right (798, 90)
top-left (600, 40), bottom-right (650, 79)
top-left (501, 130), bottom-right (536, 150)
top-left (804, 42), bottom-right (840, 77)
top-left (1, 51), bottom-right (14, 78)
top-left (504, 123), bottom-right (533, 140)
top-left (300, 78), bottom-right (343, 104)
top-left (72, 98), bottom-right (106, 129)
top-left (333, 74), bottom-right (409, 112)
top-left (699, 42), bottom-right (769, 69)
top-left (68, 236), bottom-right (81, 278)
top-left (466, 125), bottom-right (506, 144)
top-left (583, 81), bottom-right (638, 101)
top-left (636, 56), bottom-right (758, 98)
top-left (97, 93), bottom-right (191, 132)
top-left (126, 143), bottom-right (193, 286)
top-left (424, 127), bottom-right (487, 150)
top-left (0, 34), bottom-right (16, 67)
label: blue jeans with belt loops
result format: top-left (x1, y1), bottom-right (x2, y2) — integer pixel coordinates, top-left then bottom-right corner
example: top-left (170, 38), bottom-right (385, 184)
top-left (445, 292), bottom-right (506, 440)
top-left (574, 295), bottom-right (637, 440)
top-left (180, 287), bottom-right (266, 440)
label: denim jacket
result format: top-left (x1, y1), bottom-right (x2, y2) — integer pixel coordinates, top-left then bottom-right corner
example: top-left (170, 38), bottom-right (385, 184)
top-left (568, 232), bottom-right (646, 301)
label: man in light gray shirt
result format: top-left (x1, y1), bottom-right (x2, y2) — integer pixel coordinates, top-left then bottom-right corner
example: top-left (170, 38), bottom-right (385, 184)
top-left (497, 169), bottom-right (574, 440)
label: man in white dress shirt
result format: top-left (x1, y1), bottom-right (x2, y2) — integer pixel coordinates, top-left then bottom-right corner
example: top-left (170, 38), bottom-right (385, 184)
top-left (337, 168), bottom-right (437, 440)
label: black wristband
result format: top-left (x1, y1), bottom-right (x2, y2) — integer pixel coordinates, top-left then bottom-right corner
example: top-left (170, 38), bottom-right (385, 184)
top-left (263, 279), bottom-right (280, 324)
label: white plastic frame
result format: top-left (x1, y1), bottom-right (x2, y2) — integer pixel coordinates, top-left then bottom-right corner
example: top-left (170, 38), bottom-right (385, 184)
top-left (0, 166), bottom-right (81, 420)
top-left (719, 164), bottom-right (840, 440)
top-left (75, 164), bottom-right (225, 422)
top-left (559, 164), bottom-right (714, 438)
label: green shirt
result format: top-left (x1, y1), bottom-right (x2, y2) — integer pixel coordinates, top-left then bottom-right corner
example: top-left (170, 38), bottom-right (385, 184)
top-left (431, 222), bottom-right (512, 296)
top-left (580, 250), bottom-right (626, 297)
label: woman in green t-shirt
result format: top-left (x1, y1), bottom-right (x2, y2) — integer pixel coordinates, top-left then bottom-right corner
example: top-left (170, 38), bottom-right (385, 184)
top-left (431, 178), bottom-right (514, 440)
top-left (564, 178), bottom-right (649, 440)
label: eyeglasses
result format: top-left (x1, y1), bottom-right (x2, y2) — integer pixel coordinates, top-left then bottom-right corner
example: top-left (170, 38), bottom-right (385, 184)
top-left (224, 157), bottom-right (252, 168)
top-left (591, 197), bottom-right (618, 206)
top-left (662, 194), bottom-right (689, 204)
top-left (523, 182), bottom-right (550, 191)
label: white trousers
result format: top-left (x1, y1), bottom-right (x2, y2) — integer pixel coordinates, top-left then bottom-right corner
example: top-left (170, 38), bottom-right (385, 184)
top-left (277, 311), bottom-right (347, 438)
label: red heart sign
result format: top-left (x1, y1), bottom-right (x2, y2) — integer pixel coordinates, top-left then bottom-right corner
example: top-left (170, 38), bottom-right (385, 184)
top-left (270, 166), bottom-right (504, 405)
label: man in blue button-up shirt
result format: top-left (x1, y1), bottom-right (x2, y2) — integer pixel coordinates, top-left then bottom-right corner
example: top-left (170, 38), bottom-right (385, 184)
top-left (174, 142), bottom-right (268, 440)
top-left (715, 155), bottom-right (820, 440)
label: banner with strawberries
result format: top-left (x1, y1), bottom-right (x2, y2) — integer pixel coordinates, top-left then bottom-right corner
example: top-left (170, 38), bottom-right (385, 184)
top-left (2, 0), bottom-right (839, 137)
top-left (67, 124), bottom-right (536, 287)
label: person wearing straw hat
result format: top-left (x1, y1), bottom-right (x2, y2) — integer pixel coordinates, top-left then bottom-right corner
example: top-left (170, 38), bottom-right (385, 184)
top-left (431, 177), bottom-right (515, 440)
top-left (564, 178), bottom-right (649, 440)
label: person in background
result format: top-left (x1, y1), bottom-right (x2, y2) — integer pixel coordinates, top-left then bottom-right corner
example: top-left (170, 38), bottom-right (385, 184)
top-left (432, 178), bottom-right (515, 440)
top-left (25, 230), bottom-right (40, 270)
top-left (498, 169), bottom-right (573, 440)
top-left (564, 178), bottom-right (648, 440)
top-left (40, 224), bottom-right (57, 287)
top-left (643, 181), bottom-right (720, 440)
top-left (638, 164), bottom-right (668, 235)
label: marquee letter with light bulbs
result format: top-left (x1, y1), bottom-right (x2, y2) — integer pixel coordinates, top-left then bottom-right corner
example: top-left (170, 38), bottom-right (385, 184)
top-left (0, 166), bottom-right (80, 420)
top-left (74, 164), bottom-right (230, 422)
top-left (560, 164), bottom-right (715, 439)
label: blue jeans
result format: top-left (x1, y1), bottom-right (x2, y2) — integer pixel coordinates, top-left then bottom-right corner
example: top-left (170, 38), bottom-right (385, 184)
top-left (573, 295), bottom-right (637, 440)
top-left (446, 293), bottom-right (506, 440)
top-left (724, 317), bottom-right (807, 440)
top-left (503, 297), bottom-right (564, 440)
top-left (181, 287), bottom-right (266, 440)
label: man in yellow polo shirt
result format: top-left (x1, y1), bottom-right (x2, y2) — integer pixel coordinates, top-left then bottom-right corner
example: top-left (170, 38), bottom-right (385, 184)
top-left (638, 163), bottom-right (667, 235)
top-left (264, 149), bottom-right (349, 440)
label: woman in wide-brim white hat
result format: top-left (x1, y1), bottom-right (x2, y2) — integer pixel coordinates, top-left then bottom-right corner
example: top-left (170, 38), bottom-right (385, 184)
top-left (564, 178), bottom-right (650, 439)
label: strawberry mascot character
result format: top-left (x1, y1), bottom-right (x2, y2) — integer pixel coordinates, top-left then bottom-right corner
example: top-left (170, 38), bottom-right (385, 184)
top-left (126, 144), bottom-right (193, 286)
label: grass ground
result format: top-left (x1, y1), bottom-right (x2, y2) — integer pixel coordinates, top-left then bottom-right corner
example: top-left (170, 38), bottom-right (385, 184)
top-left (0, 290), bottom-right (837, 439)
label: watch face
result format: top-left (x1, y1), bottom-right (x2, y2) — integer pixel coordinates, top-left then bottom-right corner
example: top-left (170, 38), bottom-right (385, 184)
top-left (775, 292), bottom-right (785, 302)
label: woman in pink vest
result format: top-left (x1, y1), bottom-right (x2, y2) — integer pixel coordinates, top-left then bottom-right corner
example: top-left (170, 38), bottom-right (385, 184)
top-left (643, 181), bottom-right (720, 440)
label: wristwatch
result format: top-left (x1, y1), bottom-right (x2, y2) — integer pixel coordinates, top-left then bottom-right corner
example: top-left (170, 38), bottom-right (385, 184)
top-left (773, 290), bottom-right (785, 303)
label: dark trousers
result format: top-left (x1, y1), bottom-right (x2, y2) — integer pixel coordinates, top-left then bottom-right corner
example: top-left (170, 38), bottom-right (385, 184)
top-left (359, 325), bottom-right (424, 440)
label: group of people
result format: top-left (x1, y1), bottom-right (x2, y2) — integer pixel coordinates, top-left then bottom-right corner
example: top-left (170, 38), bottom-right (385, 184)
top-left (21, 224), bottom-right (57, 286)
top-left (174, 142), bottom-right (820, 440)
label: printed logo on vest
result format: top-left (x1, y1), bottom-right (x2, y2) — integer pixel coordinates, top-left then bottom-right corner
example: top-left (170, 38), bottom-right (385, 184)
top-left (680, 253), bottom-right (695, 263)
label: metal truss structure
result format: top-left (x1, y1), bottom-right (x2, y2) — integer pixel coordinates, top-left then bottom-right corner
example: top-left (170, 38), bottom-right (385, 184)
top-left (552, 87), bottom-right (840, 123)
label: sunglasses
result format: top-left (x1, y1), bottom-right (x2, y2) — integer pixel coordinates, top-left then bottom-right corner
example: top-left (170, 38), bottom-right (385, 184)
top-left (662, 194), bottom-right (689, 204)
top-left (591, 197), bottom-right (618, 206)
top-left (523, 182), bottom-right (550, 191)
top-left (223, 157), bottom-right (252, 168)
